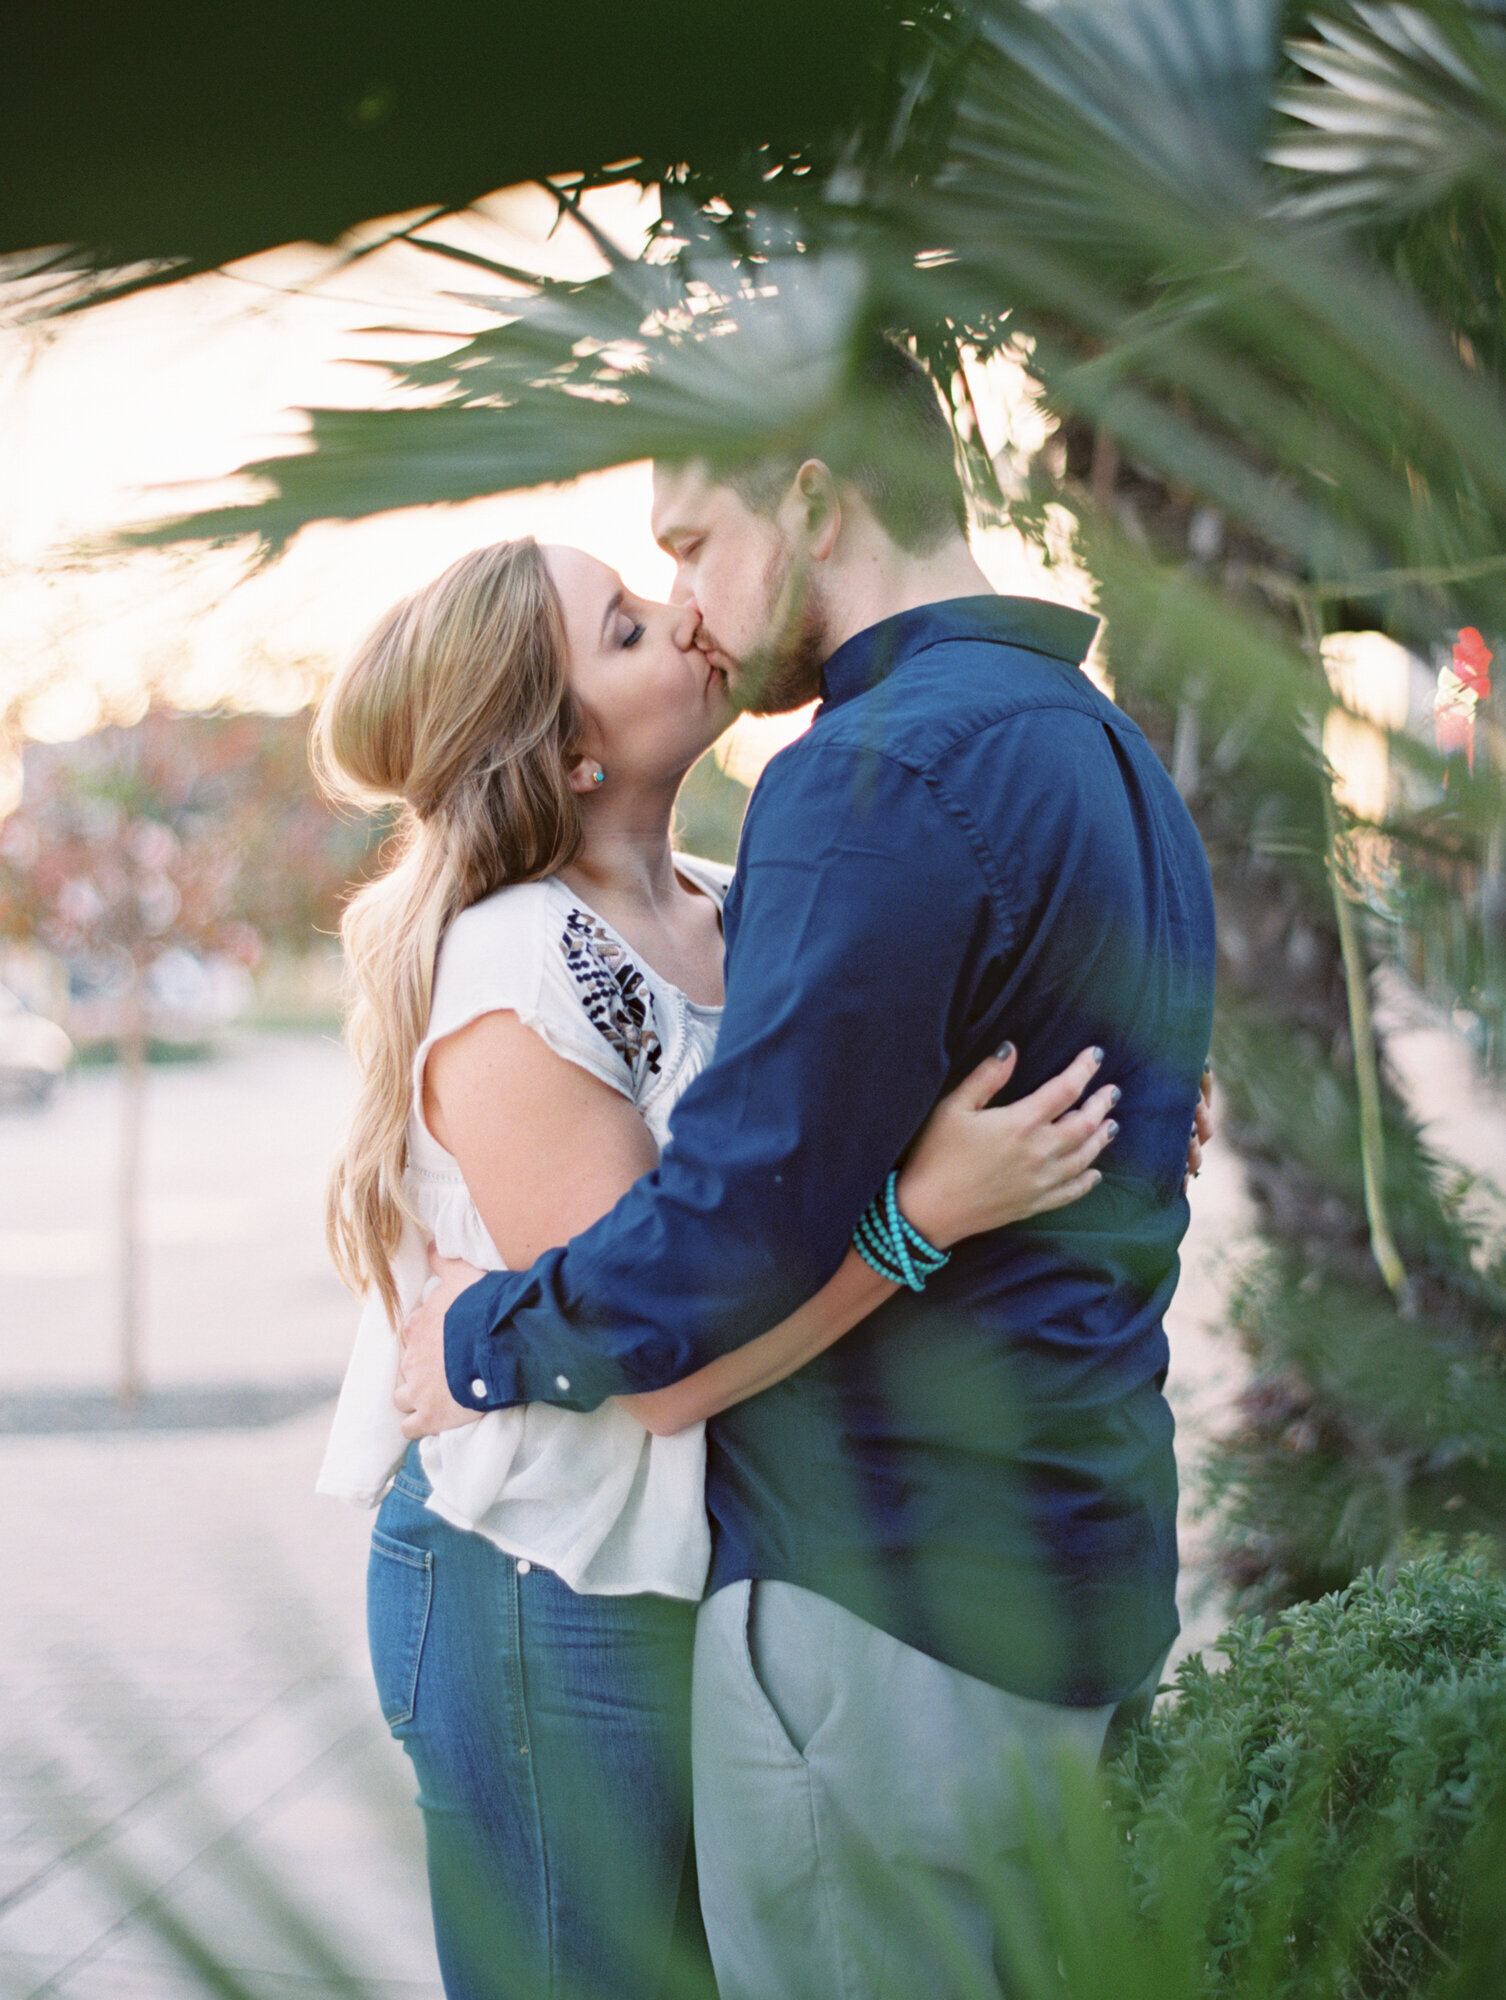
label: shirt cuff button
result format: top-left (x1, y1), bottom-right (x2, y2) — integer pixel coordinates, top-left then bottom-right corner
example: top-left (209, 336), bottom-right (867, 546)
top-left (554, 1374), bottom-right (571, 1393)
top-left (470, 1378), bottom-right (487, 1401)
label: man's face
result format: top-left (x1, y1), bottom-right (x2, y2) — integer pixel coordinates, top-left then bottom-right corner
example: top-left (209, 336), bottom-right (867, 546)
top-left (650, 460), bottom-right (830, 716)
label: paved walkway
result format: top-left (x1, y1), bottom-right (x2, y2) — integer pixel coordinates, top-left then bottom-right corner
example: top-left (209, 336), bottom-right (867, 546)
top-left (0, 1033), bottom-right (355, 1394)
top-left (2, 1035), bottom-right (438, 1999)
top-left (1, 1029), bottom-right (1270, 1998)
top-left (2, 1411), bottom-right (438, 1999)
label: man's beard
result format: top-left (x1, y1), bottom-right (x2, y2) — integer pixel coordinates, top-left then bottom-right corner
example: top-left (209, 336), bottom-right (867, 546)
top-left (727, 544), bottom-right (830, 717)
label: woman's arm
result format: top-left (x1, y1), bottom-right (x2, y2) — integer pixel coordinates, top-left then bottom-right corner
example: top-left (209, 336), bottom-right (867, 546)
top-left (619, 1251), bottom-right (895, 1433)
top-left (418, 1016), bottom-right (1118, 1440)
top-left (422, 1007), bottom-right (658, 1272)
top-left (400, 1005), bottom-right (659, 1438)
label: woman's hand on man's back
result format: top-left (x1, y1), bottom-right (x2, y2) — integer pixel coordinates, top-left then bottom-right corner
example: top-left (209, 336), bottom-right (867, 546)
top-left (895, 1043), bottom-right (1119, 1249)
top-left (898, 1044), bottom-right (1214, 1252)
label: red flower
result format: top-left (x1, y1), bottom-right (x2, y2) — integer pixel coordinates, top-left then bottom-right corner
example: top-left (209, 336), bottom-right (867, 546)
top-left (1453, 627), bottom-right (1493, 700)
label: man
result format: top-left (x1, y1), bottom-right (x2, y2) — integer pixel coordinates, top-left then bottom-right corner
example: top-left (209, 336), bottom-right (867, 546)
top-left (400, 334), bottom-right (1216, 1996)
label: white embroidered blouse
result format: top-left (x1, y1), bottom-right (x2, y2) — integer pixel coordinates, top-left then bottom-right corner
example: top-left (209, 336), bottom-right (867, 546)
top-left (316, 854), bottom-right (731, 1601)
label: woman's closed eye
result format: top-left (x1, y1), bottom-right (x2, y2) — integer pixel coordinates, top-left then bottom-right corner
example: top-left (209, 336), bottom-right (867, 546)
top-left (618, 616), bottom-right (646, 649)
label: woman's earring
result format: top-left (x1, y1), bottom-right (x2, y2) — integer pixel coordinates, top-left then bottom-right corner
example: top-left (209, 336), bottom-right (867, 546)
top-left (591, 767), bottom-right (606, 787)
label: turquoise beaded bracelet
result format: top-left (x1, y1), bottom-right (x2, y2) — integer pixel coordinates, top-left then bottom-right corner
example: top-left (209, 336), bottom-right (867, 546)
top-left (852, 1170), bottom-right (951, 1292)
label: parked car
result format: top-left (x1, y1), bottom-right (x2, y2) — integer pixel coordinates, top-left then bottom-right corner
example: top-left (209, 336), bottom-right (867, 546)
top-left (0, 985), bottom-right (74, 1106)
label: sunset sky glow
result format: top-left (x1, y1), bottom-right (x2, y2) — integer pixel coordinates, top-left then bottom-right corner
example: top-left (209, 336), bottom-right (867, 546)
top-left (0, 180), bottom-right (1092, 813)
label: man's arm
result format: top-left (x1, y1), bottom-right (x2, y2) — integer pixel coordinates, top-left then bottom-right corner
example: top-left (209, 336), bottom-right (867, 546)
top-left (443, 742), bottom-right (987, 1413)
top-left (396, 1038), bottom-right (1122, 1437)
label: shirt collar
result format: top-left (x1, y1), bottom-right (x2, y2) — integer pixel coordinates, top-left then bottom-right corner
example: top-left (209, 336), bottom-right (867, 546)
top-left (817, 595), bottom-right (1101, 715)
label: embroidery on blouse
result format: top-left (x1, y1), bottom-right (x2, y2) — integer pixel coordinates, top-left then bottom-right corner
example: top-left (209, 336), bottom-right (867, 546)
top-left (561, 908), bottom-right (663, 1085)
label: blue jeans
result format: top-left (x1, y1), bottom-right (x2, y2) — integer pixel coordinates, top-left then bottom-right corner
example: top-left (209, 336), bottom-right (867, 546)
top-left (368, 1447), bottom-right (698, 2000)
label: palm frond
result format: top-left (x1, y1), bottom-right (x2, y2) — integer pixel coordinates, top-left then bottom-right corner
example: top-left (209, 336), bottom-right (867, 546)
top-left (136, 0), bottom-right (1506, 651)
top-left (1272, 1), bottom-right (1506, 223)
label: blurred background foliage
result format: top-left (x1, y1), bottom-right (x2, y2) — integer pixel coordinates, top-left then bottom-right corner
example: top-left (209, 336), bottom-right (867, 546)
top-left (0, 709), bottom-right (385, 1399)
top-left (0, 710), bottom-right (379, 1000)
top-left (6, 0), bottom-right (1506, 1989)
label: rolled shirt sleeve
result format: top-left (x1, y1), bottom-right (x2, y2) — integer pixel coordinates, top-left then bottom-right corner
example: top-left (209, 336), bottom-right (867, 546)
top-left (444, 737), bottom-right (987, 1412)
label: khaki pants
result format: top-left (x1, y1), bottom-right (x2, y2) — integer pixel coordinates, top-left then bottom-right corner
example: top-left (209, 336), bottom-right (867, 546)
top-left (692, 1580), bottom-right (1131, 2000)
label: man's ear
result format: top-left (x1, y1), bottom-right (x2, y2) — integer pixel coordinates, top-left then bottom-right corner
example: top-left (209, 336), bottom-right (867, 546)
top-left (792, 460), bottom-right (842, 560)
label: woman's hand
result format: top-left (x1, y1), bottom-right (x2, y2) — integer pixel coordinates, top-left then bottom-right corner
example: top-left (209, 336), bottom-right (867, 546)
top-left (394, 1248), bottom-right (489, 1440)
top-left (1185, 1066), bottom-right (1214, 1187)
top-left (896, 1044), bottom-right (1117, 1250)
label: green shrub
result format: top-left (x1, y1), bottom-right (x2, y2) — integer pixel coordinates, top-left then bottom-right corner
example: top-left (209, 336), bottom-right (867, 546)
top-left (1108, 1546), bottom-right (1506, 1999)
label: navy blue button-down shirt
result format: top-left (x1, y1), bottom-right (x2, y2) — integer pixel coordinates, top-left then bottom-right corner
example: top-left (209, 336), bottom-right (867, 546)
top-left (446, 595), bottom-right (1216, 1705)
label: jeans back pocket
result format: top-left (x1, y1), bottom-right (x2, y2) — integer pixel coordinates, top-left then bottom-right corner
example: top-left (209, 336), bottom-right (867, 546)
top-left (367, 1529), bottom-right (433, 1730)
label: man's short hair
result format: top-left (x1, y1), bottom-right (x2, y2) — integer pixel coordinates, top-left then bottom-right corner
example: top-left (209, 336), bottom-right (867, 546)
top-left (717, 333), bottom-right (969, 555)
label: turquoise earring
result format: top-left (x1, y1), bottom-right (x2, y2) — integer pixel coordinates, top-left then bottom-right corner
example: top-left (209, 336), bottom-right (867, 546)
top-left (591, 767), bottom-right (606, 786)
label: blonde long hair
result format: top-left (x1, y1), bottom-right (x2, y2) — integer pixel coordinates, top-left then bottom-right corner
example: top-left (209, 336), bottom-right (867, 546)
top-left (314, 538), bottom-right (581, 1323)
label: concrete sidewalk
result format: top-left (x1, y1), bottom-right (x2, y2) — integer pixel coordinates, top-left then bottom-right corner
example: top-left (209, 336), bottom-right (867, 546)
top-left (2, 1409), bottom-right (442, 1999)
top-left (0, 1032), bottom-right (356, 1395)
top-left (3, 1034), bottom-right (440, 1998)
top-left (1, 1028), bottom-right (1265, 2000)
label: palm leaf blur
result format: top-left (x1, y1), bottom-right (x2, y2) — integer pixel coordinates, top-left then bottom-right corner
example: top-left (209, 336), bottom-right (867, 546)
top-left (140, 2), bottom-right (1506, 1611)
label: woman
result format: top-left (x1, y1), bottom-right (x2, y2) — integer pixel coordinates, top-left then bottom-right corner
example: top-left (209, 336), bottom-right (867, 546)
top-left (314, 538), bottom-right (1133, 2000)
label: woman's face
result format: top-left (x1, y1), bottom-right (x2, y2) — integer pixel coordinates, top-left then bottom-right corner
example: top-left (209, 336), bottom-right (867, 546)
top-left (543, 545), bottom-right (734, 790)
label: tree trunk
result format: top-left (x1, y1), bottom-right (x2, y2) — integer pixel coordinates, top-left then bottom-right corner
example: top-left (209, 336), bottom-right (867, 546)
top-left (117, 970), bottom-right (147, 1405)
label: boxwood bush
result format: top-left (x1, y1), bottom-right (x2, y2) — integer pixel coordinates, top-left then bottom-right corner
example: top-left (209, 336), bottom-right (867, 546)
top-left (1107, 1546), bottom-right (1506, 1999)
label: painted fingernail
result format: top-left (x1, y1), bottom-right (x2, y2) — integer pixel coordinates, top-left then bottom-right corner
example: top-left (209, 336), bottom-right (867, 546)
top-left (1109, 1086), bottom-right (1122, 1107)
top-left (1092, 1047), bottom-right (1105, 1065)
top-left (1105, 1120), bottom-right (1119, 1139)
top-left (995, 1041), bottom-right (1014, 1061)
